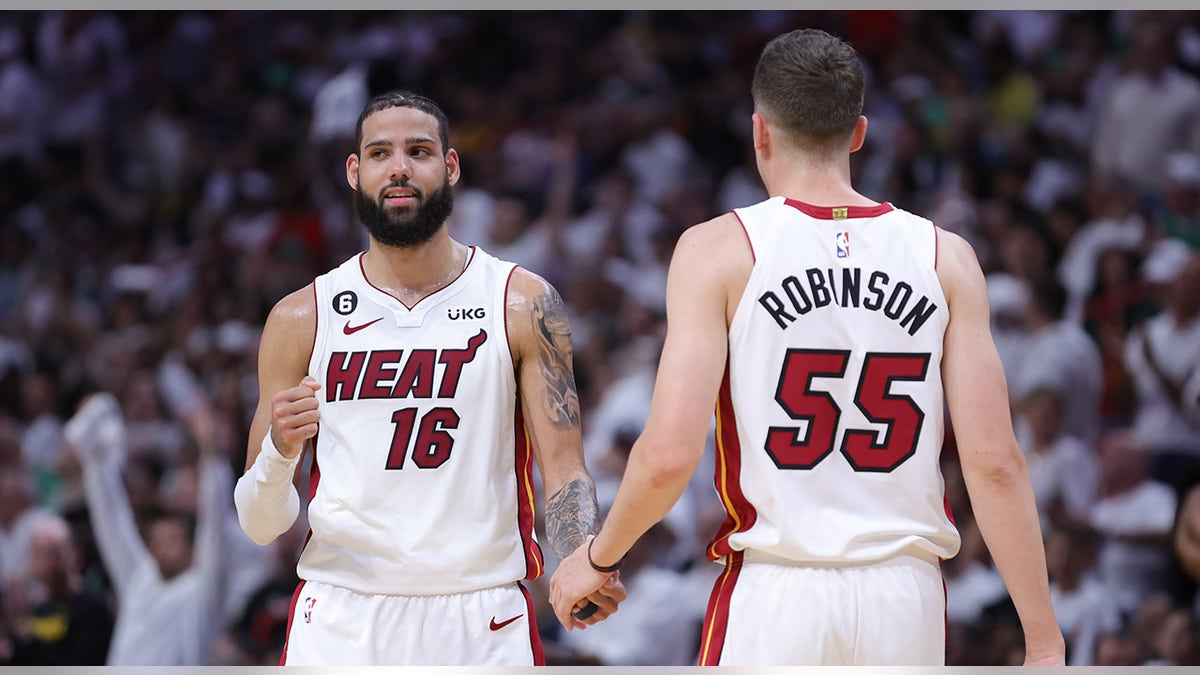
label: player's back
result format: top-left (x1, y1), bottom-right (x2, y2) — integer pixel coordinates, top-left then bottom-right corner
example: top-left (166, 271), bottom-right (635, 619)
top-left (711, 196), bottom-right (960, 566)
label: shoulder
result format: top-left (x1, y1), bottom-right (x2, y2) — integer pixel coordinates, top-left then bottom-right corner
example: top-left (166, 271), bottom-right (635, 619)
top-left (505, 265), bottom-right (558, 305)
top-left (934, 227), bottom-right (986, 301)
top-left (673, 212), bottom-right (753, 271)
top-left (503, 267), bottom-right (573, 364)
top-left (678, 211), bottom-right (749, 250)
top-left (505, 267), bottom-right (571, 338)
top-left (267, 283), bottom-right (317, 328)
top-left (262, 283), bottom-right (318, 352)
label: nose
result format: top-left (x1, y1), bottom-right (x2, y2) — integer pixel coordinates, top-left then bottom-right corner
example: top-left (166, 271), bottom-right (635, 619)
top-left (389, 155), bottom-right (412, 183)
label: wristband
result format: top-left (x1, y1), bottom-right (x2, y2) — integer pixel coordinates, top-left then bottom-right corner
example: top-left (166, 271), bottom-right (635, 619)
top-left (260, 428), bottom-right (303, 472)
top-left (587, 537), bottom-right (626, 573)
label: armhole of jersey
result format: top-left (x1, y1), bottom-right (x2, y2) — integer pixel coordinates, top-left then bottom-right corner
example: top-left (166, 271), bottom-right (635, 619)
top-left (732, 209), bottom-right (756, 264)
top-left (498, 263), bottom-right (520, 377)
top-left (307, 279), bottom-right (326, 378)
top-left (728, 208), bottom-right (761, 339)
top-left (927, 221), bottom-right (950, 326)
top-left (932, 222), bottom-right (940, 271)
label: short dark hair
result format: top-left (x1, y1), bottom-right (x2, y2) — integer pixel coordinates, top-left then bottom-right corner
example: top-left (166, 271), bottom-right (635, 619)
top-left (751, 29), bottom-right (864, 149)
top-left (354, 90), bottom-right (451, 155)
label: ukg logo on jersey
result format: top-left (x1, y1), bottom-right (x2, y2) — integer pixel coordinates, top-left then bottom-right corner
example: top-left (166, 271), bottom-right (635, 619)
top-left (448, 307), bottom-right (486, 321)
top-left (836, 231), bottom-right (850, 258)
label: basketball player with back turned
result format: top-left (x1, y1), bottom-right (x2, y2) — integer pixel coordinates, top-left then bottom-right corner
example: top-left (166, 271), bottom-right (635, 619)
top-left (550, 29), bottom-right (1065, 666)
top-left (234, 90), bottom-right (624, 666)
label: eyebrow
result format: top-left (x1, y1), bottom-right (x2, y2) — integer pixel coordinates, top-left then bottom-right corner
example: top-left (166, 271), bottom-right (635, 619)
top-left (363, 136), bottom-right (438, 149)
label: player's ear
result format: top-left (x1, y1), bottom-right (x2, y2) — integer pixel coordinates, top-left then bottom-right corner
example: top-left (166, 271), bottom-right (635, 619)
top-left (346, 153), bottom-right (360, 191)
top-left (752, 112), bottom-right (769, 152)
top-left (849, 116), bottom-right (868, 154)
top-left (445, 148), bottom-right (461, 187)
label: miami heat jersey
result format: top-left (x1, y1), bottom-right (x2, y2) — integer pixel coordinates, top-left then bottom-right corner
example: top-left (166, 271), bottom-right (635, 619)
top-left (710, 196), bottom-right (960, 565)
top-left (299, 247), bottom-right (543, 595)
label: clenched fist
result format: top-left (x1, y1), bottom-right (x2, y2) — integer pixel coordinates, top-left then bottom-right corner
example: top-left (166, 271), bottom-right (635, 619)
top-left (270, 376), bottom-right (322, 458)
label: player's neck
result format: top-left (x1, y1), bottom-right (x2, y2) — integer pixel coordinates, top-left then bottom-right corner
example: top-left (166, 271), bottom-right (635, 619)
top-left (362, 232), bottom-right (470, 304)
top-left (763, 158), bottom-right (876, 208)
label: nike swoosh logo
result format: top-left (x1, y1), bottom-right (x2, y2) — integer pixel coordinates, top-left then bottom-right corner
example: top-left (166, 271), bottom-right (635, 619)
top-left (343, 317), bottom-right (384, 335)
top-left (489, 614), bottom-right (522, 631)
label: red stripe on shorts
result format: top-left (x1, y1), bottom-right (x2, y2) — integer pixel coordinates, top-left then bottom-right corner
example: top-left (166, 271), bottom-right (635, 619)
top-left (518, 582), bottom-right (546, 666)
top-left (279, 579), bottom-right (307, 665)
top-left (698, 550), bottom-right (743, 665)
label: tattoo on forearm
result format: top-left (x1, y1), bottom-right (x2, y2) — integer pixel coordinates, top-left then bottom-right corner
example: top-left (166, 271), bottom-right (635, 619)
top-left (545, 478), bottom-right (600, 561)
top-left (532, 288), bottom-right (582, 429)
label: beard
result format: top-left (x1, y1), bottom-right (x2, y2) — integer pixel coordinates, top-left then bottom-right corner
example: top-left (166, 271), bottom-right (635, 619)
top-left (354, 174), bottom-right (455, 249)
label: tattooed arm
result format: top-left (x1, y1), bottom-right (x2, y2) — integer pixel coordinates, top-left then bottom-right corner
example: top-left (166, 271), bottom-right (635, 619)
top-left (505, 267), bottom-right (624, 619)
top-left (506, 268), bottom-right (596, 555)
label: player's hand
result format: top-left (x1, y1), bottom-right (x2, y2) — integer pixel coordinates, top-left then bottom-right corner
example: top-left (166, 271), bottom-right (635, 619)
top-left (549, 535), bottom-right (623, 631)
top-left (270, 376), bottom-right (321, 459)
top-left (578, 573), bottom-right (626, 626)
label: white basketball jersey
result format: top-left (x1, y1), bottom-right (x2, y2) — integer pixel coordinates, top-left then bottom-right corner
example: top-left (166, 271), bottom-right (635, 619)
top-left (710, 196), bottom-right (960, 565)
top-left (299, 247), bottom-right (543, 595)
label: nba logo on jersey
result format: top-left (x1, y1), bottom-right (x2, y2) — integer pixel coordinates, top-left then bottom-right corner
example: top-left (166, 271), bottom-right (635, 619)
top-left (304, 597), bottom-right (316, 623)
top-left (836, 231), bottom-right (850, 258)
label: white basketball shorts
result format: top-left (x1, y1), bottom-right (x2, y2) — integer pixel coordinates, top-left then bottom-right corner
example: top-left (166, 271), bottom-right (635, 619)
top-left (699, 551), bottom-right (946, 665)
top-left (280, 579), bottom-right (544, 665)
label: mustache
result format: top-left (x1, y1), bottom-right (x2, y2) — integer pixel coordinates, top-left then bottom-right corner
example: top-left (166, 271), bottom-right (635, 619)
top-left (378, 181), bottom-right (421, 201)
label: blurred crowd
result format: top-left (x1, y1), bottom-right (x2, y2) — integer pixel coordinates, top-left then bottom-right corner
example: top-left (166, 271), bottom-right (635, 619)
top-left (1, 9), bottom-right (1199, 667)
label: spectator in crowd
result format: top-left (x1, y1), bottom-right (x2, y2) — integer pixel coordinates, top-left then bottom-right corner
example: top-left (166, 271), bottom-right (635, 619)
top-left (1081, 244), bottom-right (1156, 427)
top-left (1044, 521), bottom-right (1122, 665)
top-left (1154, 152), bottom-right (1200, 250)
top-left (1, 513), bottom-right (114, 665)
top-left (63, 392), bottom-right (232, 665)
top-left (1089, 428), bottom-right (1178, 616)
top-left (1012, 274), bottom-right (1104, 444)
top-left (1123, 243), bottom-right (1200, 488)
top-left (1092, 14), bottom-right (1200, 198)
top-left (1016, 386), bottom-right (1100, 531)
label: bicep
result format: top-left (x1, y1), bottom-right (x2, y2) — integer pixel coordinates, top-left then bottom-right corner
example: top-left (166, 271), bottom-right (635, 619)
top-left (639, 233), bottom-right (730, 455)
top-left (939, 234), bottom-right (1021, 468)
top-left (509, 274), bottom-right (588, 493)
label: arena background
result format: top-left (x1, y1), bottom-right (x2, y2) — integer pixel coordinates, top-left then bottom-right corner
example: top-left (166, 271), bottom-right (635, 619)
top-left (1, 8), bottom-right (1200, 667)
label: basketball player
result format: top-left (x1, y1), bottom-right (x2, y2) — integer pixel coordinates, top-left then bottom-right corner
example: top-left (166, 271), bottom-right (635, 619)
top-left (234, 90), bottom-right (624, 666)
top-left (549, 29), bottom-right (1065, 666)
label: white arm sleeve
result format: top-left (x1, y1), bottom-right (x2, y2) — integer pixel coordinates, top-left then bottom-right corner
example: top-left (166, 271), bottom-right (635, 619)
top-left (234, 431), bottom-right (302, 545)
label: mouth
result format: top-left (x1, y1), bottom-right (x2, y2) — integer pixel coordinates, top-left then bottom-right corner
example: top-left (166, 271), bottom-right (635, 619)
top-left (381, 187), bottom-right (418, 207)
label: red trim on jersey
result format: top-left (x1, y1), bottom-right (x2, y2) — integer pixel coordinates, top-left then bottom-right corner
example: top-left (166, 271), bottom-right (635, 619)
top-left (295, 437), bottom-right (320, 558)
top-left (519, 582), bottom-right (546, 666)
top-left (731, 210), bottom-right (755, 264)
top-left (933, 224), bottom-right (940, 270)
top-left (943, 493), bottom-right (956, 526)
top-left (514, 402), bottom-right (544, 579)
top-left (278, 579), bottom-right (307, 665)
top-left (706, 364), bottom-right (758, 561)
top-left (697, 550), bottom-right (743, 665)
top-left (503, 265), bottom-right (519, 370)
top-left (307, 435), bottom-right (321, 501)
top-left (783, 198), bottom-right (894, 220)
top-left (356, 246), bottom-right (478, 310)
top-left (309, 282), bottom-right (319, 359)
